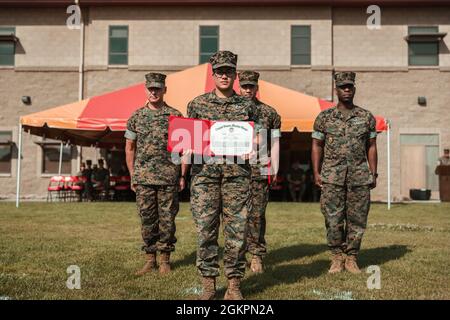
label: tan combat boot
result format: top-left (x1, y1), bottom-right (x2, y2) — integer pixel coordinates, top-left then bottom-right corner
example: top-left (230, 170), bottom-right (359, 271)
top-left (328, 253), bottom-right (345, 274)
top-left (345, 255), bottom-right (361, 274)
top-left (159, 252), bottom-right (171, 275)
top-left (250, 255), bottom-right (264, 274)
top-left (199, 277), bottom-right (216, 300)
top-left (224, 277), bottom-right (244, 300)
top-left (135, 253), bottom-right (157, 276)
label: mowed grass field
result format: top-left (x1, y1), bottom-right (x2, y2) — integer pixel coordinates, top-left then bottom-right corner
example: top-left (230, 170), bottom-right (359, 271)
top-left (0, 201), bottom-right (449, 300)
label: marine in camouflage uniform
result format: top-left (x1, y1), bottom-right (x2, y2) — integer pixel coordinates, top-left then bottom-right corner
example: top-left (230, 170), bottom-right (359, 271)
top-left (125, 72), bottom-right (183, 275)
top-left (185, 51), bottom-right (261, 300)
top-left (238, 70), bottom-right (281, 273)
top-left (311, 71), bottom-right (378, 274)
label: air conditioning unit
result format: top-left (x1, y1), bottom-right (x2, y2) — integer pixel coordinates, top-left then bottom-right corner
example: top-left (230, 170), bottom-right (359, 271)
top-left (409, 189), bottom-right (431, 201)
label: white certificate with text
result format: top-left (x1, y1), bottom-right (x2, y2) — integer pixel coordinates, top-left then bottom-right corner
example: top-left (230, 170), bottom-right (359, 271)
top-left (210, 121), bottom-right (254, 156)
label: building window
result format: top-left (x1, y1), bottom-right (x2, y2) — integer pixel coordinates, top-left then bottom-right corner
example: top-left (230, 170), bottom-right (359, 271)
top-left (199, 26), bottom-right (219, 64)
top-left (408, 26), bottom-right (439, 66)
top-left (291, 25), bottom-right (311, 65)
top-left (0, 131), bottom-right (13, 174)
top-left (0, 27), bottom-right (16, 66)
top-left (109, 26), bottom-right (128, 65)
top-left (42, 144), bottom-right (72, 175)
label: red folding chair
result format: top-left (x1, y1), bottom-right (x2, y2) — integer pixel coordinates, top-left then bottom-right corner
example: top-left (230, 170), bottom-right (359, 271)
top-left (115, 176), bottom-right (131, 190)
top-left (65, 176), bottom-right (86, 202)
top-left (47, 176), bottom-right (65, 202)
top-left (114, 176), bottom-right (131, 201)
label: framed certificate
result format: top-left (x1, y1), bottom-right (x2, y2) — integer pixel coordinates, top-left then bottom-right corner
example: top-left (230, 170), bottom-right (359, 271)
top-left (210, 121), bottom-right (254, 156)
top-left (167, 116), bottom-right (254, 156)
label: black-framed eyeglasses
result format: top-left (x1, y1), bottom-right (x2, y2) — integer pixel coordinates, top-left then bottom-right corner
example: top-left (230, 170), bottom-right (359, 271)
top-left (213, 68), bottom-right (236, 77)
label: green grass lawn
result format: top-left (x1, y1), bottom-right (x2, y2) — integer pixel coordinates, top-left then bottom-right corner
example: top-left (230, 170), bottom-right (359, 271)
top-left (0, 201), bottom-right (449, 300)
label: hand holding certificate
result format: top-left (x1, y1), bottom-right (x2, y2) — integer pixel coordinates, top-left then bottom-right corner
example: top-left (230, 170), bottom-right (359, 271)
top-left (167, 116), bottom-right (254, 157)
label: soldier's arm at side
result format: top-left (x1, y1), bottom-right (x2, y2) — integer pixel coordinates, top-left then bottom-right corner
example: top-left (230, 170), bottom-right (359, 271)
top-left (367, 137), bottom-right (378, 188)
top-left (124, 114), bottom-right (137, 191)
top-left (250, 100), bottom-right (264, 158)
top-left (125, 139), bottom-right (136, 179)
top-left (311, 112), bottom-right (326, 187)
top-left (367, 114), bottom-right (378, 188)
top-left (178, 159), bottom-right (188, 191)
top-left (311, 138), bottom-right (324, 188)
top-left (270, 138), bottom-right (280, 176)
top-left (270, 113), bottom-right (282, 177)
top-left (181, 159), bottom-right (189, 174)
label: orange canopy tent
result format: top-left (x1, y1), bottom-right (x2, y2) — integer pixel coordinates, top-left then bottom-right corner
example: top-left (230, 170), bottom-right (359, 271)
top-left (20, 63), bottom-right (388, 148)
top-left (16, 63), bottom-right (391, 208)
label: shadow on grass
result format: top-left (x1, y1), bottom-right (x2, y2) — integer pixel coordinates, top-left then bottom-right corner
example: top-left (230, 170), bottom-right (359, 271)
top-left (235, 260), bottom-right (329, 297)
top-left (264, 243), bottom-right (327, 266)
top-left (172, 244), bottom-right (410, 296)
top-left (172, 250), bottom-right (197, 270)
top-left (228, 244), bottom-right (409, 297)
top-left (217, 243), bottom-right (328, 297)
top-left (173, 243), bottom-right (327, 271)
top-left (358, 245), bottom-right (411, 268)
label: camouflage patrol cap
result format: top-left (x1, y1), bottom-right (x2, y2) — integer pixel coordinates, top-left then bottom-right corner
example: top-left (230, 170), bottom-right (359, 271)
top-left (334, 71), bottom-right (356, 86)
top-left (145, 72), bottom-right (166, 89)
top-left (209, 50), bottom-right (238, 69)
top-left (238, 70), bottom-right (260, 86)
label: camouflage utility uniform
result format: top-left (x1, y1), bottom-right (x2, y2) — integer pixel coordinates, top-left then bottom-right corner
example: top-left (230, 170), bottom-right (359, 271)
top-left (125, 102), bottom-right (182, 254)
top-left (312, 105), bottom-right (377, 256)
top-left (247, 99), bottom-right (281, 257)
top-left (238, 70), bottom-right (282, 259)
top-left (188, 90), bottom-right (260, 279)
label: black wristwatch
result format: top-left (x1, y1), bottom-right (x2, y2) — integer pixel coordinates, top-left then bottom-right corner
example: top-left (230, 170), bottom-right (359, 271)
top-left (372, 172), bottom-right (379, 178)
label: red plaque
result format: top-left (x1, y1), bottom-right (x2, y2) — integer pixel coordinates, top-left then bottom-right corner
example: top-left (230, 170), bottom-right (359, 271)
top-left (167, 116), bottom-right (211, 155)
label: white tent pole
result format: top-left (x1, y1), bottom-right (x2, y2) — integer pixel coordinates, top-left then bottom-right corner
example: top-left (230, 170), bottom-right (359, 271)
top-left (77, 3), bottom-right (85, 172)
top-left (78, 0), bottom-right (84, 102)
top-left (16, 122), bottom-right (23, 208)
top-left (387, 119), bottom-right (391, 210)
top-left (58, 141), bottom-right (63, 175)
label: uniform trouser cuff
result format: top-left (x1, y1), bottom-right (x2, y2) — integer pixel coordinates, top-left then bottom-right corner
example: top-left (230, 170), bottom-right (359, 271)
top-left (199, 270), bottom-right (220, 278)
top-left (226, 275), bottom-right (244, 280)
top-left (246, 248), bottom-right (267, 257)
top-left (224, 269), bottom-right (246, 279)
top-left (330, 248), bottom-right (359, 256)
top-left (330, 247), bottom-right (344, 254)
top-left (345, 249), bottom-right (358, 256)
top-left (142, 245), bottom-right (176, 253)
top-left (143, 247), bottom-right (158, 254)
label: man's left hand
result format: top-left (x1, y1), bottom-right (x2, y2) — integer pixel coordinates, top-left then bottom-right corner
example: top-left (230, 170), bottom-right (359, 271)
top-left (241, 150), bottom-right (257, 161)
top-left (370, 177), bottom-right (377, 189)
top-left (179, 176), bottom-right (186, 191)
top-left (269, 174), bottom-right (277, 186)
